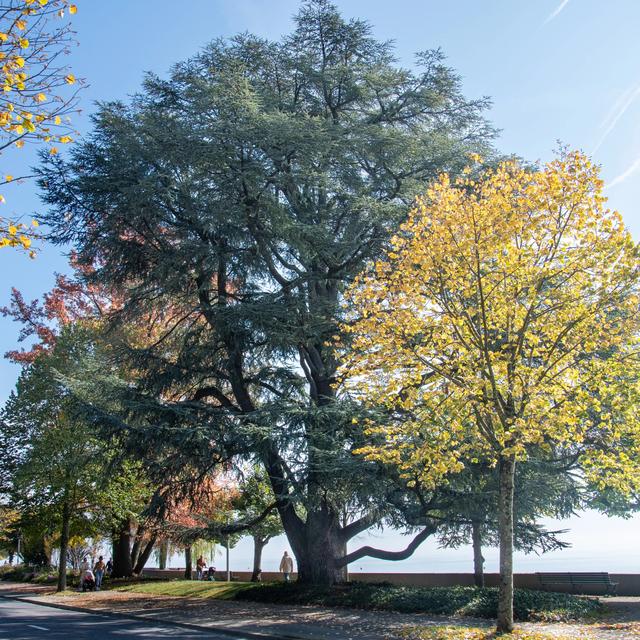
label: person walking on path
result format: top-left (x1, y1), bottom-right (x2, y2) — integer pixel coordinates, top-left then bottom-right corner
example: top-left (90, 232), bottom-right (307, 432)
top-left (93, 556), bottom-right (106, 590)
top-left (78, 557), bottom-right (90, 591)
top-left (196, 555), bottom-right (206, 580)
top-left (279, 551), bottom-right (294, 582)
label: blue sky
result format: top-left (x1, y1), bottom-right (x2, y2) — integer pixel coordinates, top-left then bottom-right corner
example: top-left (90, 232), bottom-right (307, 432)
top-left (1, 0), bottom-right (639, 573)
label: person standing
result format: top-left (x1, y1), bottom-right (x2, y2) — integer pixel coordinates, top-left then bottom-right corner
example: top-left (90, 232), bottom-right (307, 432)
top-left (93, 556), bottom-right (106, 590)
top-left (279, 551), bottom-right (294, 582)
top-left (196, 555), bottom-right (206, 580)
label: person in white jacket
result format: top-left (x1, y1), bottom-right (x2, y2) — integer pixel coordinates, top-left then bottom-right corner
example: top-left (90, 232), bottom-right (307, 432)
top-left (279, 551), bottom-right (294, 582)
top-left (78, 558), bottom-right (90, 591)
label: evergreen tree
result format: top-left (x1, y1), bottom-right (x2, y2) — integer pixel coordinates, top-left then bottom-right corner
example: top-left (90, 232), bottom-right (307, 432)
top-left (435, 459), bottom-right (576, 587)
top-left (39, 0), bottom-right (494, 583)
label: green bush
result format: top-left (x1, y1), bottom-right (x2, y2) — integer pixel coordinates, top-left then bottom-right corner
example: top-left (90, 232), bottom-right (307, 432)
top-left (0, 563), bottom-right (17, 577)
top-left (0, 563), bottom-right (74, 585)
top-left (233, 583), bottom-right (604, 622)
top-left (0, 564), bottom-right (32, 581)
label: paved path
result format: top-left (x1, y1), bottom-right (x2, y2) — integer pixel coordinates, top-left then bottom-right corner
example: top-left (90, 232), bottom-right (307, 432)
top-left (0, 596), bottom-right (263, 640)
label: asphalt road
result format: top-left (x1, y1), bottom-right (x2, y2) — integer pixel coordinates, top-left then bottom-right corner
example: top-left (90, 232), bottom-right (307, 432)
top-left (0, 596), bottom-right (258, 640)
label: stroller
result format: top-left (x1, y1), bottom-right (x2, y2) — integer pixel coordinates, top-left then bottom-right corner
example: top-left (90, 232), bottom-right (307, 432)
top-left (81, 569), bottom-right (96, 592)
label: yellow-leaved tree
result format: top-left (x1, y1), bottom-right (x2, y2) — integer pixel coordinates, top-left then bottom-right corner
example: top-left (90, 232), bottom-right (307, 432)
top-left (340, 151), bottom-right (640, 633)
top-left (0, 0), bottom-right (79, 254)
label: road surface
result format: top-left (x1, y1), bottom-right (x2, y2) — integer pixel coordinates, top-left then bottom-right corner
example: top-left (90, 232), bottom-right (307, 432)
top-left (0, 596), bottom-right (259, 639)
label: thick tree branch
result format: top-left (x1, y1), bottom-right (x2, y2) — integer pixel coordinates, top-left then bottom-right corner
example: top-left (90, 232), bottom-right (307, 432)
top-left (336, 522), bottom-right (437, 567)
top-left (340, 510), bottom-right (380, 542)
top-left (191, 386), bottom-right (241, 412)
top-left (169, 502), bottom-right (279, 544)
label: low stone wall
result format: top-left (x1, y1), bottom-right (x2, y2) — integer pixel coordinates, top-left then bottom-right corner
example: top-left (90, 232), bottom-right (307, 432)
top-left (350, 572), bottom-right (640, 596)
top-left (141, 569), bottom-right (640, 596)
top-left (143, 569), bottom-right (295, 582)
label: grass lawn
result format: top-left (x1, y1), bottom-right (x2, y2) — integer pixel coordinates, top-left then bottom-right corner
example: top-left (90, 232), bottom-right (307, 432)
top-left (112, 580), bottom-right (605, 623)
top-left (115, 580), bottom-right (254, 600)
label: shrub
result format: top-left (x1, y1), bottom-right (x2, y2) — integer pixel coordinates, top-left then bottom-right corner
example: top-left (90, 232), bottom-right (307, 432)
top-left (233, 583), bottom-right (604, 622)
top-left (0, 564), bottom-right (31, 581)
top-left (0, 563), bottom-right (72, 585)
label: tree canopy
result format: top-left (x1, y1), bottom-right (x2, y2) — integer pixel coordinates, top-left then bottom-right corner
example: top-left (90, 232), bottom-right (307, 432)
top-left (340, 150), bottom-right (640, 630)
top-left (38, 0), bottom-right (495, 584)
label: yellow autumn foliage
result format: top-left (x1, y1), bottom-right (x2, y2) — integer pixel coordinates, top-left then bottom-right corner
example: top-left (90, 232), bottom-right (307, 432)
top-left (340, 150), bottom-right (640, 494)
top-left (0, 0), bottom-right (80, 254)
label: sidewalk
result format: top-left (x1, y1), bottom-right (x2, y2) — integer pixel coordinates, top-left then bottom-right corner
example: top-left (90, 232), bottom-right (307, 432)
top-left (5, 585), bottom-right (444, 640)
top-left (2, 582), bottom-right (640, 639)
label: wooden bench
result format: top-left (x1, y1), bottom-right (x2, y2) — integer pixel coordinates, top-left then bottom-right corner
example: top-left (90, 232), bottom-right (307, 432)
top-left (536, 572), bottom-right (618, 595)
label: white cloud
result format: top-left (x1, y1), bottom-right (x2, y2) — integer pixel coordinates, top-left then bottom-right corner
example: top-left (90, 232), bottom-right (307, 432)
top-left (544, 0), bottom-right (570, 23)
top-left (593, 83), bottom-right (640, 154)
top-left (606, 155), bottom-right (640, 190)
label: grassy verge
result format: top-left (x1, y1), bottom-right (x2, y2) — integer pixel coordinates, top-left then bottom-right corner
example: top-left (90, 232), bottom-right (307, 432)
top-left (116, 580), bottom-right (254, 599)
top-left (114, 580), bottom-right (605, 623)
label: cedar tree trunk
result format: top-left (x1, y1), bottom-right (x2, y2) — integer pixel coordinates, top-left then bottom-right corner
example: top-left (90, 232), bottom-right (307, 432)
top-left (111, 518), bottom-right (134, 578)
top-left (290, 508), bottom-right (347, 585)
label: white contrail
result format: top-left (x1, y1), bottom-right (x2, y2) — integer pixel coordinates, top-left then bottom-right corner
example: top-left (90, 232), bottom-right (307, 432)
top-left (600, 85), bottom-right (636, 130)
top-left (593, 83), bottom-right (640, 154)
top-left (606, 156), bottom-right (640, 190)
top-left (544, 0), bottom-right (570, 23)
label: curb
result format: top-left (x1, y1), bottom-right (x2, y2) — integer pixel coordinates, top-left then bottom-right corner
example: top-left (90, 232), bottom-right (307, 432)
top-left (3, 593), bottom-right (321, 640)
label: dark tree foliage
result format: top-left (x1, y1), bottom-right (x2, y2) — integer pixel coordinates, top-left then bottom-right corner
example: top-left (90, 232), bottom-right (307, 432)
top-left (434, 459), bottom-right (578, 586)
top-left (38, 0), bottom-right (494, 583)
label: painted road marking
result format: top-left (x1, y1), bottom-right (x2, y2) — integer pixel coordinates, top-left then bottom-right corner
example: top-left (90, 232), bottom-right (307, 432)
top-left (28, 625), bottom-right (49, 631)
